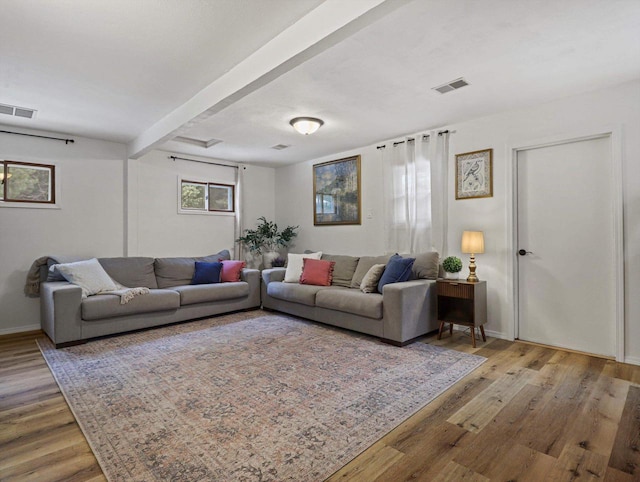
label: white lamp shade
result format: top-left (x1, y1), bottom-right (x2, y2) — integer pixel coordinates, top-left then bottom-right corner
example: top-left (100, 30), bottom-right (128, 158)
top-left (290, 117), bottom-right (324, 135)
top-left (461, 231), bottom-right (485, 254)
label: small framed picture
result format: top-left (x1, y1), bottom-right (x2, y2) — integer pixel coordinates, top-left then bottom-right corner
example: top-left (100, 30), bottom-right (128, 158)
top-left (455, 148), bottom-right (493, 200)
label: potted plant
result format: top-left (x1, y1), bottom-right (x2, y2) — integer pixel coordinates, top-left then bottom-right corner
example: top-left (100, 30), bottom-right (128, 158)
top-left (442, 256), bottom-right (463, 279)
top-left (236, 217), bottom-right (299, 268)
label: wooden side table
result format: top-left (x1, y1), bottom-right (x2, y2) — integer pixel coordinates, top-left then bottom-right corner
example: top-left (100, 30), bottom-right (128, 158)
top-left (436, 279), bottom-right (487, 347)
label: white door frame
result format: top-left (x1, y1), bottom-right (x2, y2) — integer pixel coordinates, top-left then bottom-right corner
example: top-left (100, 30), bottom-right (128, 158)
top-left (506, 126), bottom-right (624, 361)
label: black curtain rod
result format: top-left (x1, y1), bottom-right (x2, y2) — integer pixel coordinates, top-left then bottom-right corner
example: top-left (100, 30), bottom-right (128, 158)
top-left (0, 130), bottom-right (74, 144)
top-left (169, 155), bottom-right (239, 169)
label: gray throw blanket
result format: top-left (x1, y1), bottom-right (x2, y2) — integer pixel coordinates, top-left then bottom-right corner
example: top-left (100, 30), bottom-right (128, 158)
top-left (24, 256), bottom-right (49, 297)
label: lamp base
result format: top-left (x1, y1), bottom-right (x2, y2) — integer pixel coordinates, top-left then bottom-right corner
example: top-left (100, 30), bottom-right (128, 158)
top-left (467, 254), bottom-right (479, 282)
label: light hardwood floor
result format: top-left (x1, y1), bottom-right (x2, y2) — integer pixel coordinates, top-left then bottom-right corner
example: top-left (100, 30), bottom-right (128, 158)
top-left (1, 327), bottom-right (639, 481)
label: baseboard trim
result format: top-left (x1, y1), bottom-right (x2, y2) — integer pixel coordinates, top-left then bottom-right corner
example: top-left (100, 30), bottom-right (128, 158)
top-left (0, 324), bottom-right (41, 337)
top-left (624, 356), bottom-right (640, 366)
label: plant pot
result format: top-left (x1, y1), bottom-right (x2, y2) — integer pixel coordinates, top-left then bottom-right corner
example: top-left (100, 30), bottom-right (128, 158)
top-left (444, 271), bottom-right (460, 280)
top-left (262, 251), bottom-right (280, 269)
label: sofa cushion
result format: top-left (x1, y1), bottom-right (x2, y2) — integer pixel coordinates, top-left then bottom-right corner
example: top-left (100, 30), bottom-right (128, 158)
top-left (98, 257), bottom-right (159, 289)
top-left (321, 254), bottom-right (360, 287)
top-left (267, 281), bottom-right (332, 307)
top-left (378, 255), bottom-right (415, 293)
top-left (172, 283), bottom-right (249, 305)
top-left (154, 251), bottom-right (231, 288)
top-left (350, 255), bottom-right (392, 288)
top-left (400, 251), bottom-right (440, 280)
top-left (82, 289), bottom-right (180, 321)
top-left (316, 288), bottom-right (383, 319)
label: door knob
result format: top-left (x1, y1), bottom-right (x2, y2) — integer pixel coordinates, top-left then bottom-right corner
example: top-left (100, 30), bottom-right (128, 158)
top-left (518, 249), bottom-right (533, 256)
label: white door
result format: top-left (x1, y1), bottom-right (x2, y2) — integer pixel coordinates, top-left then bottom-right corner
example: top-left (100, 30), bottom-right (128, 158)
top-left (517, 135), bottom-right (616, 357)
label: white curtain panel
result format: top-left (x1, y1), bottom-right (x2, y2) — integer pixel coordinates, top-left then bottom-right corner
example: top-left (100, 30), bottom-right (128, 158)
top-left (382, 132), bottom-right (449, 255)
top-left (431, 131), bottom-right (449, 256)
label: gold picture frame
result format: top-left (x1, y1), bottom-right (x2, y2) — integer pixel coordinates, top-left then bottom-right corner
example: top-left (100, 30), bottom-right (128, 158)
top-left (455, 148), bottom-right (493, 200)
top-left (313, 155), bottom-right (361, 225)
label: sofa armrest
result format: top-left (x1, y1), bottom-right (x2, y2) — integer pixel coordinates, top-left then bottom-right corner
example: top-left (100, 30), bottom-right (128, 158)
top-left (40, 281), bottom-right (83, 346)
top-left (262, 268), bottom-right (286, 285)
top-left (382, 279), bottom-right (437, 343)
top-left (240, 268), bottom-right (261, 308)
top-left (240, 268), bottom-right (260, 283)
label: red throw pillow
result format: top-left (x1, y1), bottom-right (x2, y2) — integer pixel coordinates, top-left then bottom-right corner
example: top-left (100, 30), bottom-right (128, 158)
top-left (299, 258), bottom-right (335, 286)
top-left (220, 260), bottom-right (245, 282)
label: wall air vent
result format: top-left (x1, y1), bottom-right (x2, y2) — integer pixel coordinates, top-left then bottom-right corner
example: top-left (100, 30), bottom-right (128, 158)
top-left (432, 77), bottom-right (469, 94)
top-left (174, 136), bottom-right (222, 149)
top-left (0, 103), bottom-right (37, 118)
top-left (271, 144), bottom-right (290, 150)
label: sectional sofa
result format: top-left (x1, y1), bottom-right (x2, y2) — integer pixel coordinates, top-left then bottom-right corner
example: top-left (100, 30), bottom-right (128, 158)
top-left (40, 251), bottom-right (260, 347)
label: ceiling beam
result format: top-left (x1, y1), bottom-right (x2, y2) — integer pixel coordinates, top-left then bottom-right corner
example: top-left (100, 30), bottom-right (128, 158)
top-left (127, 0), bottom-right (410, 159)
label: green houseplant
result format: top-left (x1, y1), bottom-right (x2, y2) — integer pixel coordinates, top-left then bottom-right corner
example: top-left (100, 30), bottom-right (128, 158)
top-left (236, 217), bottom-right (299, 268)
top-left (442, 256), bottom-right (463, 279)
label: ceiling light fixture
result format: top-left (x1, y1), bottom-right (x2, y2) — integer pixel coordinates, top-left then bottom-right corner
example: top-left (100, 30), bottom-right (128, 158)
top-left (290, 117), bottom-right (324, 135)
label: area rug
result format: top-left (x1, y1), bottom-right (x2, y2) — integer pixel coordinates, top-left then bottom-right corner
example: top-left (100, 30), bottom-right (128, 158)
top-left (38, 312), bottom-right (485, 482)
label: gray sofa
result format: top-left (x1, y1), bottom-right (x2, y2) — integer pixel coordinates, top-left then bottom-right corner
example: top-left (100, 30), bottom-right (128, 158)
top-left (261, 252), bottom-right (440, 345)
top-left (40, 252), bottom-right (261, 347)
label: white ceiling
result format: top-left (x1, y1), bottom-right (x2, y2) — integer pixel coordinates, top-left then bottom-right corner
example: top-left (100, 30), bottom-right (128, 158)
top-left (2, 0), bottom-right (639, 167)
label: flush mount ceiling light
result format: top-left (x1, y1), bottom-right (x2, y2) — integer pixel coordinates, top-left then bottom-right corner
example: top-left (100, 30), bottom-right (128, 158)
top-left (289, 117), bottom-right (324, 135)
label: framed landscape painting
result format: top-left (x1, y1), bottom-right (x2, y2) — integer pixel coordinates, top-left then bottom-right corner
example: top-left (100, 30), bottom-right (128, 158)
top-left (313, 155), bottom-right (361, 225)
top-left (455, 148), bottom-right (493, 200)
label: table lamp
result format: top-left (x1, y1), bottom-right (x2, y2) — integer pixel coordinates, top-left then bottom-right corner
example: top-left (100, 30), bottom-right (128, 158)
top-left (461, 231), bottom-right (484, 282)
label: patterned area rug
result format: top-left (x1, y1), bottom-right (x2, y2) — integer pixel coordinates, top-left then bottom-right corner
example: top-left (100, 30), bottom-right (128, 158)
top-left (39, 312), bottom-right (484, 481)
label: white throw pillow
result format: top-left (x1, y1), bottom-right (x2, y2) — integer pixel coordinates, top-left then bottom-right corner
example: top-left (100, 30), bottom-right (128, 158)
top-left (283, 252), bottom-right (322, 283)
top-left (52, 258), bottom-right (118, 297)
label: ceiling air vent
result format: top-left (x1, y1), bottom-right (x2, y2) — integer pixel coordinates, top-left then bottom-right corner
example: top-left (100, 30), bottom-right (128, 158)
top-left (174, 136), bottom-right (222, 149)
top-left (432, 78), bottom-right (469, 94)
top-left (0, 103), bottom-right (37, 118)
top-left (271, 144), bottom-right (290, 150)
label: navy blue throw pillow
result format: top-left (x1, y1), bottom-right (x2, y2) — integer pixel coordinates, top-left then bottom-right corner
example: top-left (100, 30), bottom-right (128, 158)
top-left (191, 261), bottom-right (222, 285)
top-left (377, 254), bottom-right (415, 293)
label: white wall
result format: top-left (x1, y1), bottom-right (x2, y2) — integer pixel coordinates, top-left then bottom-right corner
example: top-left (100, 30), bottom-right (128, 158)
top-left (275, 144), bottom-right (386, 255)
top-left (443, 79), bottom-right (640, 364)
top-left (0, 134), bottom-right (276, 334)
top-left (0, 127), bottom-right (127, 334)
top-left (127, 151), bottom-right (276, 259)
top-left (275, 80), bottom-right (640, 364)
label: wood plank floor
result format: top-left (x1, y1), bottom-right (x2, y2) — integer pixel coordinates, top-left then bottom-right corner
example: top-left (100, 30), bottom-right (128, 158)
top-left (1, 327), bottom-right (639, 481)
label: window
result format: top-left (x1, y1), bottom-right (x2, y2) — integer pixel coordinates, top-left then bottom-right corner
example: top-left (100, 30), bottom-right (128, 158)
top-left (180, 180), bottom-right (234, 213)
top-left (315, 193), bottom-right (335, 215)
top-left (1, 160), bottom-right (55, 204)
